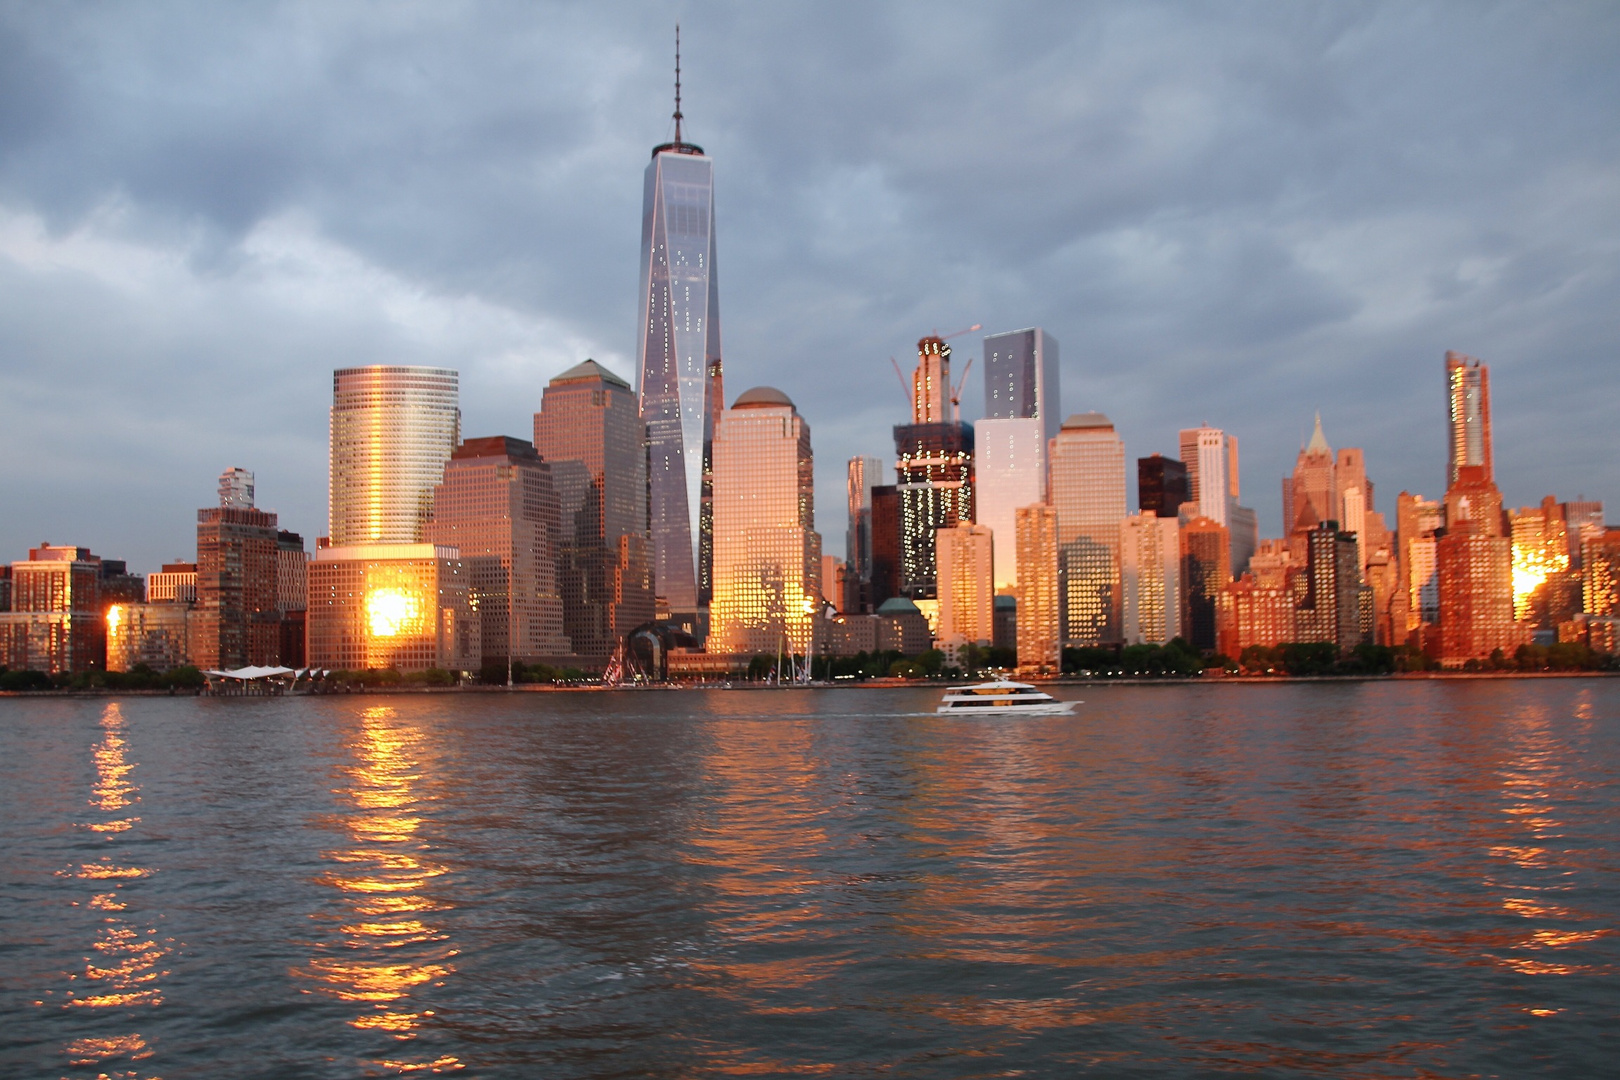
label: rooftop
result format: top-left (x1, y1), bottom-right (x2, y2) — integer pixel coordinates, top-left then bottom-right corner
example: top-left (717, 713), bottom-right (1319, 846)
top-left (732, 386), bottom-right (794, 410)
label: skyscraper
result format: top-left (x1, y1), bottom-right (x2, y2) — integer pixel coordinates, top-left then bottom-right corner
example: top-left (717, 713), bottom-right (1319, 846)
top-left (534, 359), bottom-right (654, 664)
top-left (935, 522), bottom-right (994, 663)
top-left (1015, 504), bottom-right (1061, 675)
top-left (1137, 454), bottom-right (1189, 519)
top-left (1283, 414), bottom-right (1336, 534)
top-left (894, 336), bottom-right (974, 601)
top-left (1050, 413), bottom-right (1127, 645)
top-left (1180, 516), bottom-right (1230, 652)
top-left (1120, 511), bottom-right (1180, 645)
top-left (978, 328), bottom-right (1059, 591)
top-left (329, 366), bottom-right (460, 545)
top-left (1181, 424), bottom-right (1257, 575)
top-left (1446, 350), bottom-right (1492, 487)
top-left (194, 469), bottom-right (282, 670)
top-left (1437, 465), bottom-right (1522, 663)
top-left (425, 436), bottom-right (570, 669)
top-left (637, 40), bottom-right (722, 628)
top-left (708, 387), bottom-right (820, 658)
top-left (844, 454), bottom-right (885, 613)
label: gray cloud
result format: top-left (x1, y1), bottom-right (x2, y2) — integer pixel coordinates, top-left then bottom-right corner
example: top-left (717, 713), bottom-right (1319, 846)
top-left (1, 1), bottom-right (1616, 570)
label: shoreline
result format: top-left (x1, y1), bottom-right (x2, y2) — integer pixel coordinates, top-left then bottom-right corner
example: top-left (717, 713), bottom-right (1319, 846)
top-left (1, 669), bottom-right (1615, 698)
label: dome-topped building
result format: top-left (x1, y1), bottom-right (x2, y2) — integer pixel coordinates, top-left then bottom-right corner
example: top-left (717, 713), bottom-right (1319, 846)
top-left (732, 386), bottom-right (795, 410)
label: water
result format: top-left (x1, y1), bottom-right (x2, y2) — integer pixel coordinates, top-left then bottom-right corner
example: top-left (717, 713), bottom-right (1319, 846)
top-left (1, 681), bottom-right (1616, 1078)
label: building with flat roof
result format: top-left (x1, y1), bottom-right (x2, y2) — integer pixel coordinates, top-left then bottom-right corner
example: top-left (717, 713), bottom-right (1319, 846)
top-left (1, 544), bottom-right (105, 674)
top-left (305, 544), bottom-right (478, 672)
top-left (329, 366), bottom-right (460, 546)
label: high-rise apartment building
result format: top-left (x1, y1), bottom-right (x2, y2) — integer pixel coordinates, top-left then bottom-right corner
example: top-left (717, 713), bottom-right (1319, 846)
top-left (1015, 504), bottom-right (1061, 674)
top-left (329, 366), bottom-right (460, 545)
top-left (708, 388), bottom-right (820, 658)
top-left (425, 437), bottom-right (570, 668)
top-left (1138, 455), bottom-right (1189, 519)
top-left (1050, 413), bottom-right (1126, 645)
top-left (147, 562), bottom-right (198, 604)
top-left (935, 522), bottom-right (994, 663)
top-left (978, 328), bottom-right (1059, 591)
top-left (1120, 511), bottom-right (1180, 645)
top-left (1584, 529), bottom-right (1620, 654)
top-left (844, 455), bottom-right (885, 613)
top-left (1446, 350), bottom-right (1492, 487)
top-left (534, 360), bottom-right (654, 664)
top-left (1436, 465), bottom-right (1522, 663)
top-left (821, 555), bottom-right (845, 610)
top-left (276, 532), bottom-right (308, 667)
top-left (636, 60), bottom-right (723, 627)
top-left (194, 469), bottom-right (282, 671)
top-left (1396, 492), bottom-right (1444, 640)
top-left (1217, 574), bottom-right (1297, 660)
top-left (1509, 497), bottom-right (1575, 627)
top-left (894, 337), bottom-right (974, 600)
top-left (0, 544), bottom-right (104, 674)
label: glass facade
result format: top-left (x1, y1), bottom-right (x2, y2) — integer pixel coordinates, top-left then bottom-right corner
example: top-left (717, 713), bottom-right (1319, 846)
top-left (1446, 350), bottom-right (1493, 487)
top-left (844, 454), bottom-right (884, 606)
top-left (1121, 511), bottom-right (1180, 645)
top-left (637, 144), bottom-right (721, 618)
top-left (329, 366), bottom-right (460, 546)
top-left (1051, 413), bottom-right (1127, 645)
top-left (982, 328), bottom-right (1060, 439)
top-left (424, 437), bottom-right (569, 665)
top-left (306, 544), bottom-right (478, 672)
top-left (708, 389), bottom-right (819, 658)
top-left (534, 360), bottom-right (654, 664)
top-left (1015, 504), bottom-right (1061, 674)
top-left (895, 422), bottom-right (974, 600)
top-left (935, 522), bottom-right (994, 659)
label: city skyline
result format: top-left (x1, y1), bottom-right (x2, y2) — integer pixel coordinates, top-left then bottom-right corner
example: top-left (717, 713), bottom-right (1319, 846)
top-left (0, 6), bottom-right (1617, 571)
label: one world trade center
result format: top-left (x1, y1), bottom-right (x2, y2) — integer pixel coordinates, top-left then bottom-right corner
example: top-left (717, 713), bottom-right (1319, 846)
top-left (637, 34), bottom-right (722, 634)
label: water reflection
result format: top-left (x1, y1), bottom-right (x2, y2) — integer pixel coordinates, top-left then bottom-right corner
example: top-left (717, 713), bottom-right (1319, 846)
top-left (1486, 699), bottom-right (1613, 982)
top-left (297, 704), bottom-right (461, 1073)
top-left (55, 701), bottom-right (168, 1077)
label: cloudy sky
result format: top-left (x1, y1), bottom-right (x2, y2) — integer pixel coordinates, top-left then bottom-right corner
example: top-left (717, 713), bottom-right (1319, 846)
top-left (1, 2), bottom-right (1616, 571)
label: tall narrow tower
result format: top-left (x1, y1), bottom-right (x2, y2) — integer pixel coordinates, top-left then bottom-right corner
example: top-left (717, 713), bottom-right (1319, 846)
top-left (637, 27), bottom-right (722, 631)
top-left (1445, 350), bottom-right (1492, 487)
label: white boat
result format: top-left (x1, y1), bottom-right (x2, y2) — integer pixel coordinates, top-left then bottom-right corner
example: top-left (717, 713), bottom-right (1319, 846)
top-left (936, 679), bottom-right (1076, 715)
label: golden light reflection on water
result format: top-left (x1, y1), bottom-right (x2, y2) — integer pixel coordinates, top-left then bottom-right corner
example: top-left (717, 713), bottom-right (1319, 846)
top-left (296, 704), bottom-right (462, 1072)
top-left (54, 703), bottom-right (168, 1078)
top-left (1484, 702), bottom-right (1612, 992)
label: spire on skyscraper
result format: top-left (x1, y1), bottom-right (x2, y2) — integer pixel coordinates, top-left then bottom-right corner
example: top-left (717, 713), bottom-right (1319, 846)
top-left (1306, 411), bottom-right (1330, 453)
top-left (673, 24), bottom-right (683, 146)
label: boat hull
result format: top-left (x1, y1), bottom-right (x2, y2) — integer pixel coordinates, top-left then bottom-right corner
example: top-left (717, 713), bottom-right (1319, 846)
top-left (935, 700), bottom-right (1076, 716)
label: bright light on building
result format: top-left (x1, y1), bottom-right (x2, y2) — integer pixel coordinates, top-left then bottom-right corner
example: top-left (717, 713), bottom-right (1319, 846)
top-left (366, 588), bottom-right (421, 638)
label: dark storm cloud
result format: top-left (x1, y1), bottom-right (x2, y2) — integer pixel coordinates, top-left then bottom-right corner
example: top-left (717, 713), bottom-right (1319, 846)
top-left (0, 1), bottom-right (1615, 568)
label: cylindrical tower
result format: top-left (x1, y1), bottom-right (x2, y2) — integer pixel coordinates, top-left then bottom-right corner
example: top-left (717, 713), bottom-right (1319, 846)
top-left (329, 366), bottom-right (460, 545)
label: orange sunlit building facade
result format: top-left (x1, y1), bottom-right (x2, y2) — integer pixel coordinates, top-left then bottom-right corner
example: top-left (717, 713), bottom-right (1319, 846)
top-left (306, 545), bottom-right (479, 672)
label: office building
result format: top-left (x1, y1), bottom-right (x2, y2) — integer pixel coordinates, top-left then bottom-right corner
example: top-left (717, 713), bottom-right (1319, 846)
top-left (708, 388), bottom-right (821, 658)
top-left (306, 544), bottom-right (479, 672)
top-left (1293, 520), bottom-right (1368, 650)
top-left (895, 336), bottom-right (974, 599)
top-left (425, 437), bottom-right (570, 668)
top-left (992, 594), bottom-right (1017, 653)
top-left (1138, 455), bottom-right (1189, 519)
top-left (534, 359), bottom-right (654, 665)
top-left (844, 455), bottom-right (885, 612)
top-left (1446, 350), bottom-right (1492, 487)
top-left (1509, 497), bottom-right (1575, 628)
top-left (978, 328), bottom-right (1059, 591)
top-left (1181, 424), bottom-right (1258, 575)
top-left (870, 484), bottom-right (901, 608)
top-left (194, 470), bottom-right (282, 671)
top-left (0, 544), bottom-right (105, 674)
top-left (106, 603), bottom-right (192, 673)
top-left (1180, 517), bottom-right (1230, 652)
top-left (636, 61), bottom-right (723, 627)
top-left (1396, 492), bottom-right (1444, 640)
top-left (935, 522), bottom-right (994, 663)
top-left (1015, 504), bottom-right (1061, 674)
top-left (329, 366), bottom-right (460, 545)
top-left (1283, 414), bottom-right (1336, 535)
top-left (1120, 511), bottom-right (1180, 645)
top-left (1051, 413), bottom-right (1126, 645)
top-left (875, 597), bottom-right (934, 655)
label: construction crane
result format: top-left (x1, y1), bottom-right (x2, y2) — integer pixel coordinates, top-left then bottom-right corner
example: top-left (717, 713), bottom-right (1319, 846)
top-left (888, 324), bottom-right (984, 417)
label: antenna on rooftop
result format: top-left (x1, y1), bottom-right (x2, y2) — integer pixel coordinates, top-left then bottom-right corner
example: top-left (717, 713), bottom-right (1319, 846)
top-left (673, 24), bottom-right (684, 145)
